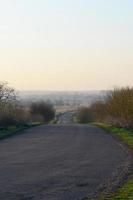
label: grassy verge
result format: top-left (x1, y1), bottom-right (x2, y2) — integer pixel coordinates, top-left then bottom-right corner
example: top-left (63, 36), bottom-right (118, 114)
top-left (95, 123), bottom-right (133, 200)
top-left (0, 122), bottom-right (41, 140)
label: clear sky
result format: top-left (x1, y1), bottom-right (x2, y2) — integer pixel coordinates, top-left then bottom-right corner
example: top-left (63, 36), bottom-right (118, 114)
top-left (0, 0), bottom-right (133, 90)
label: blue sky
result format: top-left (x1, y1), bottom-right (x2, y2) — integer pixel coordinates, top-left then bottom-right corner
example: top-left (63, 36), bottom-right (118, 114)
top-left (0, 0), bottom-right (133, 90)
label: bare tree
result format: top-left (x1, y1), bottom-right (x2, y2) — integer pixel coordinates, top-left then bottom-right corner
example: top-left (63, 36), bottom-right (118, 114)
top-left (0, 82), bottom-right (17, 111)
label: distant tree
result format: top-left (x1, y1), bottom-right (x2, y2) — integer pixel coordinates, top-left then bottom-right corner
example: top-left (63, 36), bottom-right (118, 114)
top-left (0, 82), bottom-right (21, 127)
top-left (0, 82), bottom-right (17, 111)
top-left (30, 101), bottom-right (55, 123)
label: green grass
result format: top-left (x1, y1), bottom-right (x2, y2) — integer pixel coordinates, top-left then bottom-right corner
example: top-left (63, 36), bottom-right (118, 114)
top-left (107, 177), bottom-right (133, 200)
top-left (96, 123), bottom-right (133, 149)
top-left (95, 123), bottom-right (133, 200)
top-left (0, 122), bottom-right (41, 140)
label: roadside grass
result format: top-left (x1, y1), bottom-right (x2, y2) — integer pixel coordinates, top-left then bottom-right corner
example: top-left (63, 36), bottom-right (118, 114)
top-left (0, 122), bottom-right (41, 140)
top-left (95, 123), bottom-right (133, 200)
top-left (96, 123), bottom-right (133, 150)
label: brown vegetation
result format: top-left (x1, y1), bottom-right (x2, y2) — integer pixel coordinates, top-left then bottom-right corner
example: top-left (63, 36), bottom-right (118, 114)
top-left (77, 87), bottom-right (133, 128)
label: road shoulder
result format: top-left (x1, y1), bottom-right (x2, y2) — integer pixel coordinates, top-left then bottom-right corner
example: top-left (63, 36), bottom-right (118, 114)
top-left (93, 123), bottom-right (133, 200)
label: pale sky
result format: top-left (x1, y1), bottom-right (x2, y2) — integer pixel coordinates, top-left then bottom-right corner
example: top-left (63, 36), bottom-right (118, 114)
top-left (0, 0), bottom-right (133, 90)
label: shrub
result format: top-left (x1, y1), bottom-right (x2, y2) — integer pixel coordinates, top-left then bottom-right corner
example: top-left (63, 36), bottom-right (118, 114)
top-left (0, 82), bottom-right (31, 127)
top-left (0, 112), bottom-right (17, 127)
top-left (89, 101), bottom-right (107, 122)
top-left (77, 107), bottom-right (92, 123)
top-left (78, 87), bottom-right (133, 127)
top-left (0, 106), bottom-right (30, 127)
top-left (105, 87), bottom-right (133, 127)
top-left (30, 101), bottom-right (55, 123)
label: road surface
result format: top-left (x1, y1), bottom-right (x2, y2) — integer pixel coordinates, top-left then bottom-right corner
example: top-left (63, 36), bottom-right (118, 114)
top-left (57, 111), bottom-right (75, 124)
top-left (0, 124), bottom-right (131, 200)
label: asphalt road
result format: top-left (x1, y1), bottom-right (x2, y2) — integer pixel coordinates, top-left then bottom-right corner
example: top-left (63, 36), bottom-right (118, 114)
top-left (57, 112), bottom-right (75, 124)
top-left (0, 124), bottom-right (131, 200)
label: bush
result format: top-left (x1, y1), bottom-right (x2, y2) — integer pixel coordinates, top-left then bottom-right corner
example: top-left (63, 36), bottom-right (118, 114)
top-left (0, 82), bottom-right (31, 127)
top-left (0, 107), bottom-right (30, 127)
top-left (77, 107), bottom-right (92, 123)
top-left (0, 112), bottom-right (17, 127)
top-left (89, 101), bottom-right (107, 122)
top-left (105, 87), bottom-right (133, 127)
top-left (30, 101), bottom-right (55, 123)
top-left (78, 87), bottom-right (133, 127)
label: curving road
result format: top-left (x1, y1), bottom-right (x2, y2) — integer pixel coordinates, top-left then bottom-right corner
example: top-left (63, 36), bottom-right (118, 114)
top-left (0, 124), bottom-right (131, 200)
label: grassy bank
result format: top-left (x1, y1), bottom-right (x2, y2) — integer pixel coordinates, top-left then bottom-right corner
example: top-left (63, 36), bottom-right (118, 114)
top-left (95, 123), bottom-right (133, 200)
top-left (0, 122), bottom-right (41, 140)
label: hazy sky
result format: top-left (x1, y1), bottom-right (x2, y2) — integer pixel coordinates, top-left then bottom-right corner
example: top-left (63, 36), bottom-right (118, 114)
top-left (0, 0), bottom-right (133, 90)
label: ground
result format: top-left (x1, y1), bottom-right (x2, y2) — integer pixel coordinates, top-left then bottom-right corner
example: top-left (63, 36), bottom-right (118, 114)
top-left (0, 124), bottom-right (132, 200)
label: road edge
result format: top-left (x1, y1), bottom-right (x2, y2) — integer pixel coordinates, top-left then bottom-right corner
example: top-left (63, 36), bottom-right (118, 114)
top-left (90, 123), bottom-right (133, 200)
